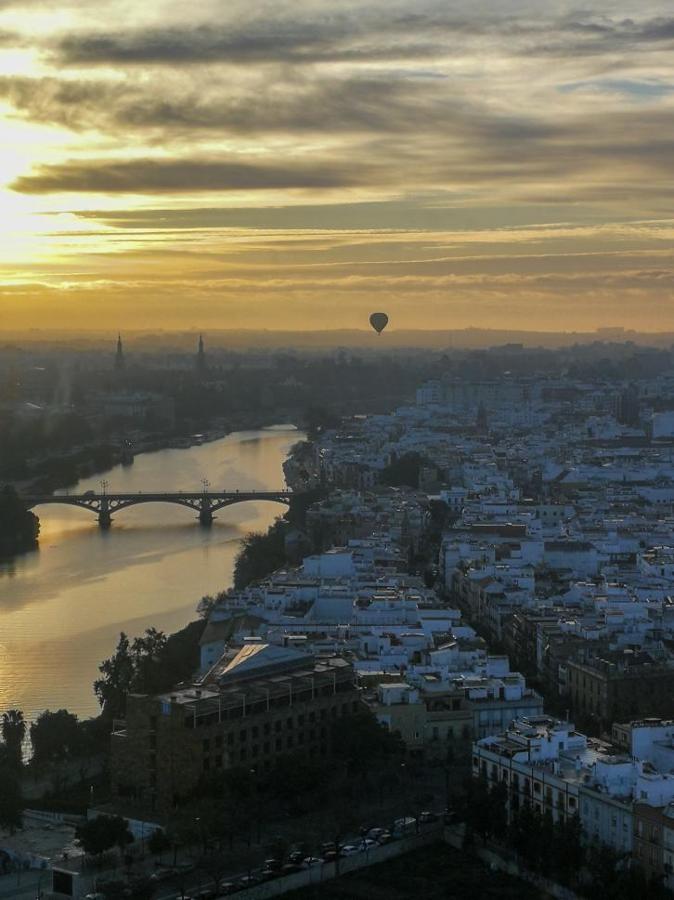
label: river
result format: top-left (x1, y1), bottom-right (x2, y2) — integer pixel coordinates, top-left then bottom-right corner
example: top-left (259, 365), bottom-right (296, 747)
top-left (0, 426), bottom-right (302, 724)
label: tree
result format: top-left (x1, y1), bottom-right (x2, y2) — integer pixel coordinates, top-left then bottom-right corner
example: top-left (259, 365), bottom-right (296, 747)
top-left (459, 774), bottom-right (495, 843)
top-left (29, 709), bottom-right (80, 764)
top-left (330, 712), bottom-right (405, 779)
top-left (94, 632), bottom-right (134, 719)
top-left (0, 485), bottom-right (39, 556)
top-left (0, 761), bottom-right (23, 833)
top-left (94, 622), bottom-right (206, 721)
top-left (129, 627), bottom-right (167, 695)
top-left (554, 812), bottom-right (584, 884)
top-left (233, 521), bottom-right (287, 589)
top-left (1, 709), bottom-right (25, 768)
top-left (75, 815), bottom-right (132, 859)
top-left (379, 452), bottom-right (427, 489)
top-left (147, 828), bottom-right (170, 860)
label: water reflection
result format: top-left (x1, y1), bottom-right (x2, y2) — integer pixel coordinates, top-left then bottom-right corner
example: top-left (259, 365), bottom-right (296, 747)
top-left (0, 427), bottom-right (301, 723)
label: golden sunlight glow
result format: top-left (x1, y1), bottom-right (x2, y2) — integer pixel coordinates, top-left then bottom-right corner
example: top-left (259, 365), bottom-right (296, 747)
top-left (0, 1), bottom-right (673, 332)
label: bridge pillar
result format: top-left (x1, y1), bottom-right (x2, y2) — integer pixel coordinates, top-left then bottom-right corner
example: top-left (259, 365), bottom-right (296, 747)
top-left (199, 498), bottom-right (213, 527)
top-left (98, 499), bottom-right (112, 530)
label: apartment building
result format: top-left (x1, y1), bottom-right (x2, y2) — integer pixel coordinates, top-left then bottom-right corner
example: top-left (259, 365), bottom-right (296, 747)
top-left (111, 643), bottom-right (360, 815)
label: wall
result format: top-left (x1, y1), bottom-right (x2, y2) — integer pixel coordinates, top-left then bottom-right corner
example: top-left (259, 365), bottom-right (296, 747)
top-left (231, 825), bottom-right (442, 900)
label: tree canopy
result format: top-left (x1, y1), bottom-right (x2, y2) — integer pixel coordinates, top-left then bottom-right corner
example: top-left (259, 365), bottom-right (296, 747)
top-left (94, 621), bottom-right (205, 719)
top-left (233, 521), bottom-right (287, 589)
top-left (75, 815), bottom-right (132, 858)
top-left (1, 709), bottom-right (25, 768)
top-left (30, 709), bottom-right (81, 764)
top-left (379, 452), bottom-right (428, 489)
top-left (0, 486), bottom-right (39, 556)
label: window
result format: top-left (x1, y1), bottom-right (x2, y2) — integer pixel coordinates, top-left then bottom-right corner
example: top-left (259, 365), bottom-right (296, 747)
top-left (202, 738), bottom-right (210, 752)
top-left (215, 735), bottom-right (223, 749)
top-left (240, 729), bottom-right (247, 742)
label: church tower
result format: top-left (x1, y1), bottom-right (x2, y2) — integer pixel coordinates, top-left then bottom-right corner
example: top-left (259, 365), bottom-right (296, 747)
top-left (114, 333), bottom-right (125, 371)
top-left (196, 334), bottom-right (206, 376)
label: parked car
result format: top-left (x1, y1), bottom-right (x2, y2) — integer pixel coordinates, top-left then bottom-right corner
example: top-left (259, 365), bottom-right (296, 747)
top-left (367, 827), bottom-right (386, 841)
top-left (150, 867), bottom-right (177, 882)
top-left (419, 810), bottom-right (439, 824)
top-left (263, 858), bottom-right (282, 871)
top-left (360, 838), bottom-right (378, 851)
top-left (376, 831), bottom-right (393, 844)
top-left (322, 849), bottom-right (338, 862)
top-left (303, 857), bottom-right (323, 868)
top-left (281, 863), bottom-right (303, 874)
top-left (393, 816), bottom-right (417, 835)
top-left (288, 850), bottom-right (305, 865)
top-left (218, 883), bottom-right (238, 895)
top-left (339, 844), bottom-right (360, 857)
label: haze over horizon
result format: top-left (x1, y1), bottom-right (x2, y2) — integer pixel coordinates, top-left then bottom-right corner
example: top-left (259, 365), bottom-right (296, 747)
top-left (1, 0), bottom-right (674, 333)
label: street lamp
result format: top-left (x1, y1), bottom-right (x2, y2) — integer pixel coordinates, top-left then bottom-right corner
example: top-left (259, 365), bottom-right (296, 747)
top-left (250, 768), bottom-right (261, 843)
top-left (100, 479), bottom-right (109, 496)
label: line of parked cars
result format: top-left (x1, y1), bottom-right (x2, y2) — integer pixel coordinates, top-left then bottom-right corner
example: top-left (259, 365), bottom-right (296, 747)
top-left (133, 811), bottom-right (446, 898)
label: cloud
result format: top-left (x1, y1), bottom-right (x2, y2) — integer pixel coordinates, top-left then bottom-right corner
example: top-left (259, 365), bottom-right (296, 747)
top-left (10, 156), bottom-right (374, 193)
top-left (47, 12), bottom-right (674, 70)
top-left (0, 72), bottom-right (454, 135)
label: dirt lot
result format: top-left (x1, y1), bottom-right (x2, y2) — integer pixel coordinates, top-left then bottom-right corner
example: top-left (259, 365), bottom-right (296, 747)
top-left (0, 815), bottom-right (82, 866)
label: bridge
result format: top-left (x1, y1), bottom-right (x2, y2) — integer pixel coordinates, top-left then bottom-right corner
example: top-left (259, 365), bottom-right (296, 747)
top-left (24, 490), bottom-right (294, 529)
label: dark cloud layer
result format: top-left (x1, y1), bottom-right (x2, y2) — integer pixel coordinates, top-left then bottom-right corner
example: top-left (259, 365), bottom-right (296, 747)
top-left (11, 157), bottom-right (374, 194)
top-left (50, 13), bottom-right (674, 67)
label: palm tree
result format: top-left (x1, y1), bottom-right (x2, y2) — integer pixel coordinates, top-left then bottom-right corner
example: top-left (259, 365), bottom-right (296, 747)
top-left (2, 709), bottom-right (26, 766)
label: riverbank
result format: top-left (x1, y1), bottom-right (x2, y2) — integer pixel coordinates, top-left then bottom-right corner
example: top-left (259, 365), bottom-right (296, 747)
top-left (11, 412), bottom-right (300, 499)
top-left (0, 427), bottom-right (303, 724)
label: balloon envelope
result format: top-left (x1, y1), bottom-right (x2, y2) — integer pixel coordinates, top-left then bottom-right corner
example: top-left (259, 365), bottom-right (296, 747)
top-left (369, 312), bottom-right (389, 334)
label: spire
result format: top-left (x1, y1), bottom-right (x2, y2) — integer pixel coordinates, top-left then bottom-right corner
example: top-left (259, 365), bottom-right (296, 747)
top-left (196, 333), bottom-right (206, 375)
top-left (115, 333), bottom-right (125, 371)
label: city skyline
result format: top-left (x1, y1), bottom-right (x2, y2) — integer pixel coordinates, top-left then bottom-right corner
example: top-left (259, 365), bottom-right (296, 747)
top-left (1, 1), bottom-right (674, 333)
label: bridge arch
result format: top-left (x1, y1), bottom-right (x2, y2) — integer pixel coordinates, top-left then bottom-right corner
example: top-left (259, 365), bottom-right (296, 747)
top-left (24, 491), bottom-right (294, 529)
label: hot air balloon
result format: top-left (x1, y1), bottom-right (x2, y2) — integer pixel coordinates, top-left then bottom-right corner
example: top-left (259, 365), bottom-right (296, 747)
top-left (369, 312), bottom-right (389, 335)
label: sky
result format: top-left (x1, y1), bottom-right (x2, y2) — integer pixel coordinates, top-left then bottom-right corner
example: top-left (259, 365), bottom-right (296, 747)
top-left (1, 0), bottom-right (674, 334)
